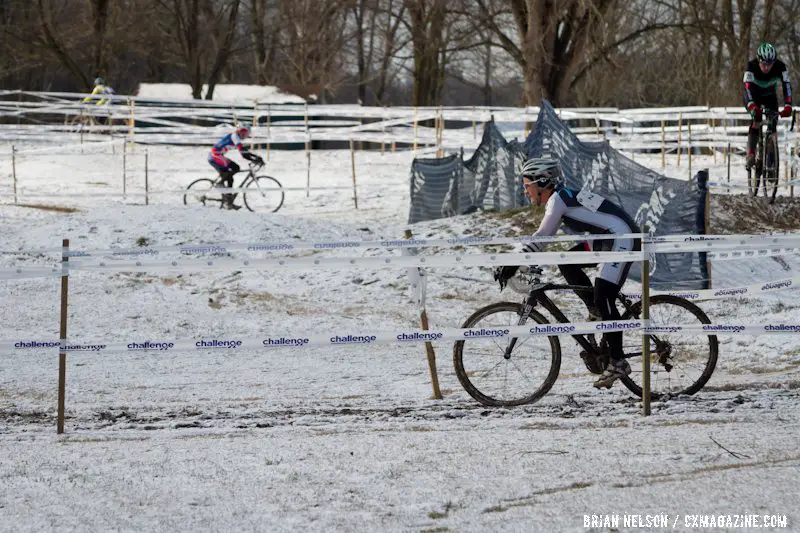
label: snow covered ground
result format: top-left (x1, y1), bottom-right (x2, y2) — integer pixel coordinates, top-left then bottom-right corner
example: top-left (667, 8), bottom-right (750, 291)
top-left (1, 139), bottom-right (799, 532)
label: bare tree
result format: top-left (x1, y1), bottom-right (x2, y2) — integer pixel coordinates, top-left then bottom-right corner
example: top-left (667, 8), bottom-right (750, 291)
top-left (249, 0), bottom-right (280, 85)
top-left (272, 0), bottom-right (349, 92)
top-left (157, 0), bottom-right (242, 99)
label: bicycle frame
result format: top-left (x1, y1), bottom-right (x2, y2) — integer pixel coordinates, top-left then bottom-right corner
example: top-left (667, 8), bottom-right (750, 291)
top-left (211, 161), bottom-right (263, 195)
top-left (757, 111), bottom-right (780, 165)
top-left (504, 281), bottom-right (644, 360)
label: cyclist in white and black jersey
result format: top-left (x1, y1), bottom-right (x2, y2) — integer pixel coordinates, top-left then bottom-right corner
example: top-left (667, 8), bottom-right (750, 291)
top-left (493, 157), bottom-right (642, 389)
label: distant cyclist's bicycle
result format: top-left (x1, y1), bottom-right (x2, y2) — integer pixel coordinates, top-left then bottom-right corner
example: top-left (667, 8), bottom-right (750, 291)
top-left (453, 267), bottom-right (718, 407)
top-left (183, 160), bottom-right (285, 212)
top-left (748, 109), bottom-right (781, 204)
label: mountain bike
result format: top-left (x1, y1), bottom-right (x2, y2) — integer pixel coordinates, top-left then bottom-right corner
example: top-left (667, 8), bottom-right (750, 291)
top-left (453, 267), bottom-right (718, 407)
top-left (747, 109), bottom-right (781, 204)
top-left (183, 160), bottom-right (285, 213)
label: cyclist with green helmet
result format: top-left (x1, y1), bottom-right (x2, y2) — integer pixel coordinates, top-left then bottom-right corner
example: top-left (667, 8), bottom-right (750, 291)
top-left (743, 43), bottom-right (792, 170)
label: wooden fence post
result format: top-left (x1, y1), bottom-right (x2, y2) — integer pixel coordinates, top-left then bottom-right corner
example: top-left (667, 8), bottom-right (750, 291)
top-left (404, 229), bottom-right (442, 401)
top-left (641, 245), bottom-right (651, 417)
top-left (305, 103), bottom-right (311, 197)
top-left (350, 138), bottom-right (359, 209)
top-left (677, 113), bottom-right (683, 167)
top-left (12, 145), bottom-right (18, 205)
top-left (472, 105), bottom-right (477, 139)
top-left (57, 238), bottom-right (70, 434)
top-left (128, 98), bottom-right (135, 153)
top-left (144, 149), bottom-right (149, 206)
top-left (688, 122), bottom-right (693, 178)
top-left (266, 104), bottom-right (271, 159)
top-left (660, 120), bottom-right (666, 168)
top-left (412, 107), bottom-right (418, 155)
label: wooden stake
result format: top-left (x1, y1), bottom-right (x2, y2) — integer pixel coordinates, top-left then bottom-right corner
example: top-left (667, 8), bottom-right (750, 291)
top-left (128, 98), bottom-right (136, 153)
top-left (677, 113), bottom-right (683, 167)
top-left (472, 105), bottom-right (477, 139)
top-left (641, 251), bottom-right (651, 416)
top-left (122, 140), bottom-right (127, 199)
top-left (660, 120), bottom-right (666, 168)
top-left (305, 103), bottom-right (311, 197)
top-left (144, 149), bottom-right (149, 206)
top-left (12, 145), bottom-right (17, 205)
top-left (726, 143), bottom-right (731, 192)
top-left (688, 122), bottom-right (693, 178)
top-left (412, 107), bottom-right (418, 155)
top-left (57, 238), bottom-right (70, 434)
top-left (420, 309), bottom-right (442, 400)
top-left (705, 184), bottom-right (712, 287)
top-left (711, 114), bottom-right (716, 163)
top-left (404, 229), bottom-right (441, 400)
top-left (350, 139), bottom-right (358, 209)
top-left (266, 104), bottom-right (271, 159)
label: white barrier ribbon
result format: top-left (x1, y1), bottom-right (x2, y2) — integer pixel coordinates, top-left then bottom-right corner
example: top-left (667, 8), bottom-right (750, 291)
top-left (7, 320), bottom-right (800, 356)
top-left (0, 319), bottom-right (641, 355)
top-left (66, 250), bottom-right (645, 274)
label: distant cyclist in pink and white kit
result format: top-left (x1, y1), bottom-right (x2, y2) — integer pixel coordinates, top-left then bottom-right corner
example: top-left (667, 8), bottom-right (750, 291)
top-left (208, 124), bottom-right (263, 209)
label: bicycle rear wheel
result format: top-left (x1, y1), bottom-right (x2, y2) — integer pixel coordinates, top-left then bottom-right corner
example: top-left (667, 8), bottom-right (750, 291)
top-left (619, 295), bottom-right (718, 398)
top-left (453, 302), bottom-right (561, 407)
top-left (184, 178), bottom-right (223, 208)
top-left (764, 134), bottom-right (779, 204)
top-left (243, 175), bottom-right (285, 213)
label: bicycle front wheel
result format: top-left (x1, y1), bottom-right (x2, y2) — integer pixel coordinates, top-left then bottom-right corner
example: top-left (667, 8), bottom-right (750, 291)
top-left (764, 135), bottom-right (779, 204)
top-left (619, 295), bottom-right (718, 398)
top-left (453, 302), bottom-right (561, 407)
top-left (243, 175), bottom-right (285, 213)
top-left (747, 165), bottom-right (760, 197)
top-left (184, 178), bottom-right (223, 208)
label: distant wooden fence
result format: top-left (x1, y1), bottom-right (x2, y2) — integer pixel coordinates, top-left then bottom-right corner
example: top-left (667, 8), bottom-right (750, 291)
top-left (2, 90), bottom-right (799, 191)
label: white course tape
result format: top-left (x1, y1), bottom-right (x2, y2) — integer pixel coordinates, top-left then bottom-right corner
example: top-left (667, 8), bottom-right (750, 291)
top-left (59, 233), bottom-right (650, 258)
top-left (67, 250), bottom-right (644, 274)
top-left (707, 247), bottom-right (800, 261)
top-left (0, 319), bottom-right (642, 355)
top-left (11, 138), bottom-right (124, 156)
top-left (0, 267), bottom-right (63, 280)
top-left (6, 232), bottom-right (800, 259)
top-left (7, 321), bottom-right (800, 356)
top-left (644, 276), bottom-right (798, 301)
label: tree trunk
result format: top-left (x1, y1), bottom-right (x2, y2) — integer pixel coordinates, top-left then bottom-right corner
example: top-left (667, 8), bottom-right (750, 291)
top-left (205, 0), bottom-right (241, 100)
top-left (408, 0), bottom-right (447, 107)
top-left (89, 0), bottom-right (111, 78)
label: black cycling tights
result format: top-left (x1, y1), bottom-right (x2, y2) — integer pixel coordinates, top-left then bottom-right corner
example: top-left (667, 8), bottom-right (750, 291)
top-left (558, 262), bottom-right (624, 360)
top-left (220, 161), bottom-right (240, 188)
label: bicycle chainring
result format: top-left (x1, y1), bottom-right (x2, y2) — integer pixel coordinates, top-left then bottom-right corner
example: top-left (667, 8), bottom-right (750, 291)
top-left (580, 350), bottom-right (606, 374)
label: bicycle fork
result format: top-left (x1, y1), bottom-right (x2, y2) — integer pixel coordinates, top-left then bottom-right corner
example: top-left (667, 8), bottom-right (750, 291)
top-left (503, 293), bottom-right (537, 359)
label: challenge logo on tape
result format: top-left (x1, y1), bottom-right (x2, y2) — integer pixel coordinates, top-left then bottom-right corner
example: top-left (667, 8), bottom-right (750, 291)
top-left (14, 340), bottom-right (61, 349)
top-left (463, 328), bottom-right (509, 338)
top-left (195, 339), bottom-right (242, 348)
top-left (396, 332), bottom-right (443, 341)
top-left (330, 334), bottom-right (377, 344)
top-left (127, 341), bottom-right (175, 351)
top-left (262, 337), bottom-right (310, 347)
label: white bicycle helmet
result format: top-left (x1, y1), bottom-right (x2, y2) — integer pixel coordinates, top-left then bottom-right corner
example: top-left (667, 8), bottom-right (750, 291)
top-left (520, 157), bottom-right (562, 188)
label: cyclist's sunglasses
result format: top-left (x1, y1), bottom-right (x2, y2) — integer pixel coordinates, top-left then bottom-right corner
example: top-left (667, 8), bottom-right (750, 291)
top-left (759, 59), bottom-right (774, 66)
top-left (522, 177), bottom-right (550, 188)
